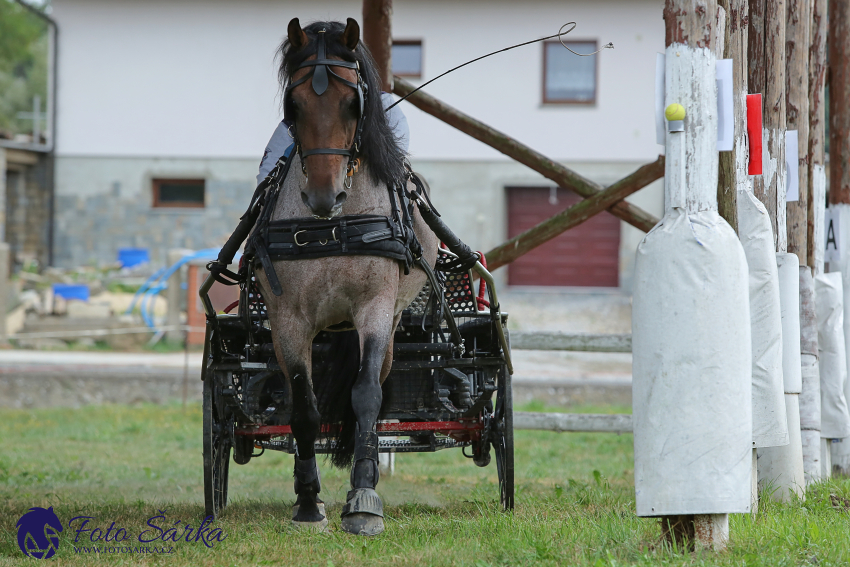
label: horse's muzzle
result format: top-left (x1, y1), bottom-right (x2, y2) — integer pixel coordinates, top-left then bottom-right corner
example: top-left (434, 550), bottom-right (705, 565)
top-left (301, 190), bottom-right (347, 219)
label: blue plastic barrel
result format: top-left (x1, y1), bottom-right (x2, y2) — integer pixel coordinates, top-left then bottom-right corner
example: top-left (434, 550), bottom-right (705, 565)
top-left (118, 248), bottom-right (150, 268)
top-left (53, 284), bottom-right (90, 302)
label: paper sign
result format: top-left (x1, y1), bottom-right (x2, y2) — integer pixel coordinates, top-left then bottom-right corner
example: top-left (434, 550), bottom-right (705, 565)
top-left (825, 208), bottom-right (840, 264)
top-left (786, 130), bottom-right (799, 202)
top-left (716, 60), bottom-right (734, 152)
top-left (655, 53), bottom-right (666, 145)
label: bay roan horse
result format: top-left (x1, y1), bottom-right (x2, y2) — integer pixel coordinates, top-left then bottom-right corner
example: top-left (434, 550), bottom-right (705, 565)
top-left (255, 18), bottom-right (438, 535)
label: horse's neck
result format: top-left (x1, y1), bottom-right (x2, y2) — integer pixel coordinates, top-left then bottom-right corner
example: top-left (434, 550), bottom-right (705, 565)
top-left (272, 156), bottom-right (390, 221)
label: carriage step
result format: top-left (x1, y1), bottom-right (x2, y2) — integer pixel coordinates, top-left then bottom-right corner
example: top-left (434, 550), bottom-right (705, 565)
top-left (255, 435), bottom-right (468, 454)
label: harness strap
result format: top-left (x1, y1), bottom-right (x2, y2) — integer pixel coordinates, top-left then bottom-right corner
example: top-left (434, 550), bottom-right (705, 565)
top-left (300, 147), bottom-right (354, 158)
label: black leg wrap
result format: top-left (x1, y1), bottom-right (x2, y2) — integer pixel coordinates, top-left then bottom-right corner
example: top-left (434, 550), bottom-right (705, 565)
top-left (294, 456), bottom-right (321, 495)
top-left (354, 431), bottom-right (379, 462)
top-left (350, 430), bottom-right (380, 489)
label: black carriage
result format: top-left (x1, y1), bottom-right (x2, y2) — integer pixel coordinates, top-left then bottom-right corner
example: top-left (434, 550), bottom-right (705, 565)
top-left (199, 250), bottom-right (514, 519)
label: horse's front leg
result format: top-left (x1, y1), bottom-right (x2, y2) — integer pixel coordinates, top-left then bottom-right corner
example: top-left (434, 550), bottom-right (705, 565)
top-left (341, 300), bottom-right (396, 536)
top-left (271, 325), bottom-right (326, 530)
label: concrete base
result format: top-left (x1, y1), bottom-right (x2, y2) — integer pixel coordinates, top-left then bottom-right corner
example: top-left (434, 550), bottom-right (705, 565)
top-left (801, 429), bottom-right (823, 484)
top-left (659, 513), bottom-right (729, 552)
top-left (751, 448), bottom-right (759, 517)
top-left (822, 438), bottom-right (833, 479)
top-left (833, 438), bottom-right (850, 477)
top-left (758, 394), bottom-right (806, 501)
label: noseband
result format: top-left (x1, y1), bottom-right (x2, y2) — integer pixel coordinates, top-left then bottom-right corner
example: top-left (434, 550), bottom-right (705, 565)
top-left (283, 29), bottom-right (367, 179)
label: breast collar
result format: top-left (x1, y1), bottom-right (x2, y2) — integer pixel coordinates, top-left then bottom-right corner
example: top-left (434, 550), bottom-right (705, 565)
top-left (283, 29), bottom-right (368, 177)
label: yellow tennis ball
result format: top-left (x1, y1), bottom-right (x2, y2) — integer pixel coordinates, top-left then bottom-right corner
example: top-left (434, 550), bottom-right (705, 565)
top-left (665, 103), bottom-right (686, 121)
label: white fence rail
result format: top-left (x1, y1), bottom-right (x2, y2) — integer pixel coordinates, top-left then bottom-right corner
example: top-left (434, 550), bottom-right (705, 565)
top-left (510, 332), bottom-right (632, 353)
top-left (515, 412), bottom-right (633, 433)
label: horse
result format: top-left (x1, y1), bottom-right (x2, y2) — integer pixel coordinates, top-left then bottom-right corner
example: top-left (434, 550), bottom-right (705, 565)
top-left (252, 18), bottom-right (439, 536)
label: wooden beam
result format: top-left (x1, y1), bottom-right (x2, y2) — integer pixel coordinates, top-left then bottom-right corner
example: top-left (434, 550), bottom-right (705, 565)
top-left (829, 0), bottom-right (850, 205)
top-left (362, 0), bottom-right (393, 92)
top-left (483, 157), bottom-right (664, 270)
top-left (392, 77), bottom-right (662, 233)
top-left (786, 0), bottom-right (810, 264)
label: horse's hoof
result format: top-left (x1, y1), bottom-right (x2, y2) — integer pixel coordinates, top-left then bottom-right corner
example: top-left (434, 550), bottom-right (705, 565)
top-left (341, 512), bottom-right (384, 536)
top-left (341, 488), bottom-right (384, 536)
top-left (291, 517), bottom-right (329, 532)
top-left (292, 502), bottom-right (325, 519)
top-left (292, 499), bottom-right (326, 531)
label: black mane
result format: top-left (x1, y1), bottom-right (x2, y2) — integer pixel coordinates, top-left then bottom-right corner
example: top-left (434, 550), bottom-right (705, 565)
top-left (277, 20), bottom-right (407, 188)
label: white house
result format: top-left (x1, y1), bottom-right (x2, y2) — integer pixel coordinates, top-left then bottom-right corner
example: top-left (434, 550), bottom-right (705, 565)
top-left (51, 0), bottom-right (665, 290)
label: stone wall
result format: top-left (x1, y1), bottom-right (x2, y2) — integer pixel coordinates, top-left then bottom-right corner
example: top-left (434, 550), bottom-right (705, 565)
top-left (2, 147), bottom-right (52, 268)
top-left (53, 156), bottom-right (257, 267)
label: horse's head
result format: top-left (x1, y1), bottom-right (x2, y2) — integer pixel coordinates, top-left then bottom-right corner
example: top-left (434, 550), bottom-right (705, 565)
top-left (280, 18), bottom-right (406, 218)
top-left (283, 18), bottom-right (366, 218)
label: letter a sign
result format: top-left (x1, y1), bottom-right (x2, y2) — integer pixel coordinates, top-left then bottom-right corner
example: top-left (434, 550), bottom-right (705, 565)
top-left (825, 208), bottom-right (840, 264)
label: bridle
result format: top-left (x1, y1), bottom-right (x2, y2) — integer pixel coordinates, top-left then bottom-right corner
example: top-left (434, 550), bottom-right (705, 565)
top-left (283, 29), bottom-right (367, 188)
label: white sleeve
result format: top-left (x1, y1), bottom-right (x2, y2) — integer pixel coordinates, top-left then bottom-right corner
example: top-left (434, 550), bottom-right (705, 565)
top-left (381, 92), bottom-right (410, 154)
top-left (257, 121), bottom-right (294, 186)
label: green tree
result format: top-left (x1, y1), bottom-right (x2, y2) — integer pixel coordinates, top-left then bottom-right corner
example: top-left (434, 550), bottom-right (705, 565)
top-left (0, 0), bottom-right (48, 138)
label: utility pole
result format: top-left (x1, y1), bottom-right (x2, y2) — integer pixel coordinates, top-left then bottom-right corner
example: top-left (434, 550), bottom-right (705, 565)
top-left (362, 0), bottom-right (393, 92)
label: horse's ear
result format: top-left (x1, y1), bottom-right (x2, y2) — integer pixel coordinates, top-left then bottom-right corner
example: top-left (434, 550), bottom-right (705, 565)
top-left (341, 18), bottom-right (360, 50)
top-left (288, 18), bottom-right (308, 51)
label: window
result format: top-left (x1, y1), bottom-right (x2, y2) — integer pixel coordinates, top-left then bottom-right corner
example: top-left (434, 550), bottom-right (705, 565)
top-left (392, 40), bottom-right (422, 78)
top-left (152, 179), bottom-right (205, 208)
top-left (543, 41), bottom-right (598, 104)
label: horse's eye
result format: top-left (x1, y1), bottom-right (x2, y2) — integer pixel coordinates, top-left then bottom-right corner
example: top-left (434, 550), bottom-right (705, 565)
top-left (347, 98), bottom-right (359, 117)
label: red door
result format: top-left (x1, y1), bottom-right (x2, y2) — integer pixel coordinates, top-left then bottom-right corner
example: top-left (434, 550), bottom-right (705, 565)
top-left (506, 186), bottom-right (620, 287)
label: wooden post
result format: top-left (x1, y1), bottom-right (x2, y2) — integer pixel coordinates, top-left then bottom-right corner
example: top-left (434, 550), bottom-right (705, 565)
top-left (808, 0), bottom-right (829, 478)
top-left (654, 0), bottom-right (735, 550)
top-left (716, 0), bottom-right (748, 233)
top-left (393, 78), bottom-right (661, 233)
top-left (362, 0), bottom-right (393, 92)
top-left (748, 0), bottom-right (787, 250)
top-left (785, 0), bottom-right (809, 264)
top-left (718, 0), bottom-right (756, 514)
top-left (807, 0), bottom-right (827, 275)
top-left (828, 0), bottom-right (850, 479)
top-left (829, 0), bottom-right (850, 205)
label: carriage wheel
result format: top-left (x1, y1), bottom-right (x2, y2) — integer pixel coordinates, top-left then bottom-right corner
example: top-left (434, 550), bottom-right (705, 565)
top-left (493, 333), bottom-right (514, 511)
top-left (203, 331), bottom-right (231, 519)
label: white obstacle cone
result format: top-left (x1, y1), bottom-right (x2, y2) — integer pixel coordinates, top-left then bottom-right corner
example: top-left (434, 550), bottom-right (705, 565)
top-left (632, 32), bottom-right (752, 551)
top-left (799, 268), bottom-right (823, 484)
top-left (815, 272), bottom-right (850, 476)
top-left (736, 189), bottom-right (789, 510)
top-left (757, 254), bottom-right (806, 500)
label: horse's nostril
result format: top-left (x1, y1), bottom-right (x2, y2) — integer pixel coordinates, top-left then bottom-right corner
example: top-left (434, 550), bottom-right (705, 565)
top-left (335, 191), bottom-right (348, 206)
top-left (300, 192), bottom-right (310, 207)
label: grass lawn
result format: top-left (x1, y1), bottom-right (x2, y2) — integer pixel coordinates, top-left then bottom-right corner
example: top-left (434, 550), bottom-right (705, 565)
top-left (0, 402), bottom-right (849, 566)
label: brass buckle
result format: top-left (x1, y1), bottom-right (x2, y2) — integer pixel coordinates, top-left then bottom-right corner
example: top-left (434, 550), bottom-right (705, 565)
top-left (293, 230), bottom-right (307, 246)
